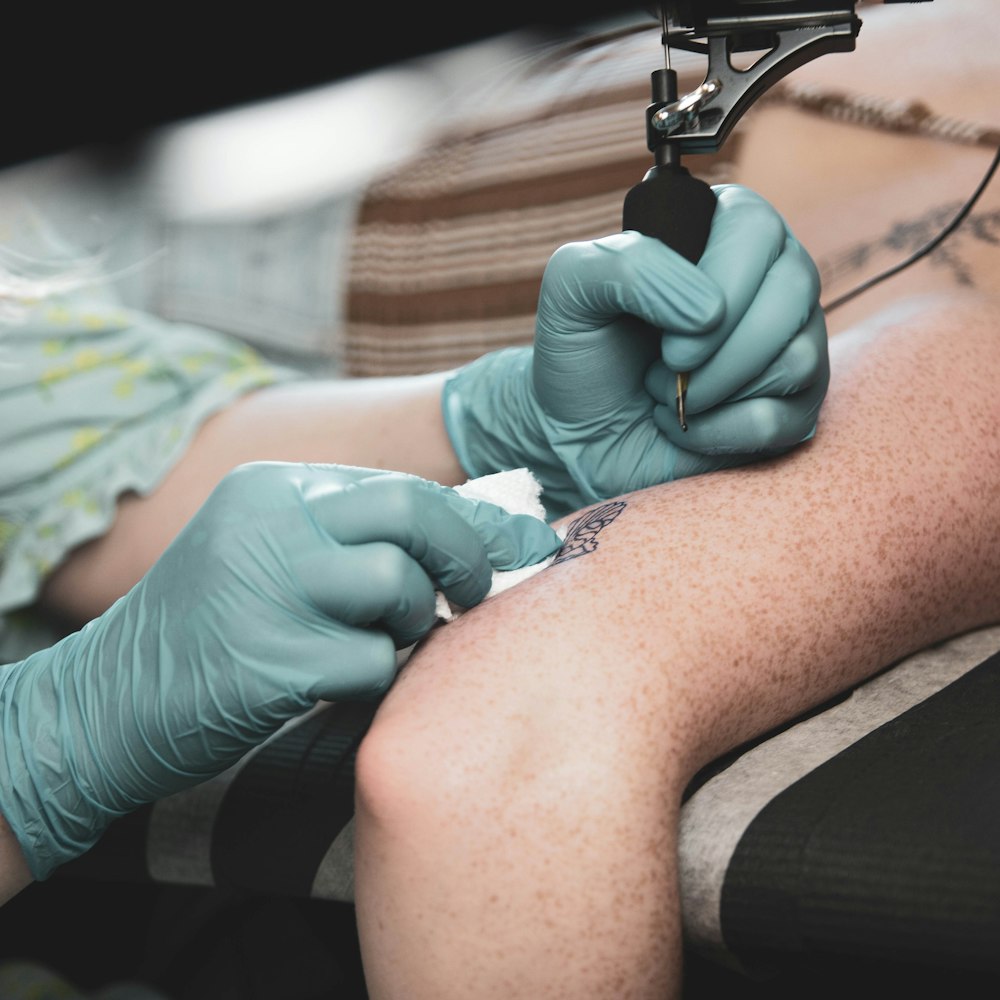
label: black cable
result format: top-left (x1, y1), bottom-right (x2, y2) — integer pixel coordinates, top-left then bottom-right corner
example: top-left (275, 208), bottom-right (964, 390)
top-left (567, 20), bottom-right (998, 318)
top-left (822, 143), bottom-right (1000, 314)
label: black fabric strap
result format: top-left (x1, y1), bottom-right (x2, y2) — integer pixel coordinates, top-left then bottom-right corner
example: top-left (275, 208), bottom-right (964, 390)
top-left (210, 701), bottom-right (377, 898)
top-left (722, 649), bottom-right (1000, 976)
top-left (58, 802), bottom-right (155, 884)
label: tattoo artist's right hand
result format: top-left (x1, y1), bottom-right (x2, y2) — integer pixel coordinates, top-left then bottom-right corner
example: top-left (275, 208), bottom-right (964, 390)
top-left (644, 184), bottom-right (829, 464)
top-left (441, 185), bottom-right (827, 519)
top-left (0, 462), bottom-right (560, 881)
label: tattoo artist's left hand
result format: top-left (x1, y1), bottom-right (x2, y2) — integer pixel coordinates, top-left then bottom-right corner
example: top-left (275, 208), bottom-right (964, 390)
top-left (442, 183), bottom-right (828, 517)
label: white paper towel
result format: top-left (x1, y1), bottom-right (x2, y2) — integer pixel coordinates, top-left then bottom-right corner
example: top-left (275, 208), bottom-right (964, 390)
top-left (435, 468), bottom-right (562, 622)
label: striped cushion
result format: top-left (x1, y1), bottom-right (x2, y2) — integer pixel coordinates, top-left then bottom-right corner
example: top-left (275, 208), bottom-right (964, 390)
top-left (341, 27), bottom-right (742, 376)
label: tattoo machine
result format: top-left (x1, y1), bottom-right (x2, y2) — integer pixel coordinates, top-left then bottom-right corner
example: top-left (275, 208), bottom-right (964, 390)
top-left (623, 0), bottom-right (932, 429)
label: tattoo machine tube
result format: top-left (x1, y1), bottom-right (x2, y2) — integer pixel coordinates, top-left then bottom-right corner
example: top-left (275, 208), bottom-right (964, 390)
top-left (623, 66), bottom-right (717, 429)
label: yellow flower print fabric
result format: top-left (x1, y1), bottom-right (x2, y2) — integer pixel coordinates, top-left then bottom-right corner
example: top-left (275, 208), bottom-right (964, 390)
top-left (0, 291), bottom-right (304, 661)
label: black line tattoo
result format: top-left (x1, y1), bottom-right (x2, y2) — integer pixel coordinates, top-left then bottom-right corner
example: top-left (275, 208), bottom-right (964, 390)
top-left (817, 204), bottom-right (1000, 290)
top-left (553, 501), bottom-right (627, 564)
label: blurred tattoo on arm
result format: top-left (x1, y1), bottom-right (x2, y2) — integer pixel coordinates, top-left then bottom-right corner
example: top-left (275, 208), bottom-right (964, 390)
top-left (818, 203), bottom-right (999, 290)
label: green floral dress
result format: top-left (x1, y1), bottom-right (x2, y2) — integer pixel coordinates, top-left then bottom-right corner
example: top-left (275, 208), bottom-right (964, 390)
top-left (0, 286), bottom-right (303, 662)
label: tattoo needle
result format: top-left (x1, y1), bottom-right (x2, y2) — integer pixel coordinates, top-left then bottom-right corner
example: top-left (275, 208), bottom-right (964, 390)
top-left (676, 372), bottom-right (688, 432)
top-left (658, 6), bottom-right (689, 433)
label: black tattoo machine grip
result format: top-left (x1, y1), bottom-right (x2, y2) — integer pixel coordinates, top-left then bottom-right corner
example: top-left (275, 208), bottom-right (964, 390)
top-left (622, 68), bottom-right (717, 265)
top-left (622, 164), bottom-right (717, 264)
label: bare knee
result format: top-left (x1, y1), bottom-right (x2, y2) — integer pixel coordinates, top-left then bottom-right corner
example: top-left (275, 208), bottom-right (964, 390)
top-left (354, 690), bottom-right (647, 847)
top-left (353, 651), bottom-right (701, 884)
top-left (353, 653), bottom-right (688, 1000)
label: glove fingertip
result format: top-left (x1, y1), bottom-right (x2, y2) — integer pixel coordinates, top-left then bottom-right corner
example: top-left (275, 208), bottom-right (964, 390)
top-left (495, 514), bottom-right (562, 570)
top-left (661, 335), bottom-right (718, 373)
top-left (467, 506), bottom-right (560, 572)
top-left (694, 279), bottom-right (726, 330)
top-left (324, 630), bottom-right (400, 701)
top-left (441, 567), bottom-right (492, 612)
top-left (652, 263), bottom-right (725, 335)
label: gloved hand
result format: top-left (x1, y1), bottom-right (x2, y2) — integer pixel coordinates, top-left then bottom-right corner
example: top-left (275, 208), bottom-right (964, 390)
top-left (442, 184), bottom-right (829, 517)
top-left (0, 462), bottom-right (560, 880)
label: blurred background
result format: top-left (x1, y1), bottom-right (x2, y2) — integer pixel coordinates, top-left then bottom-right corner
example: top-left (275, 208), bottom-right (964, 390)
top-left (1, 4), bottom-right (649, 371)
top-left (5, 5), bottom-right (644, 169)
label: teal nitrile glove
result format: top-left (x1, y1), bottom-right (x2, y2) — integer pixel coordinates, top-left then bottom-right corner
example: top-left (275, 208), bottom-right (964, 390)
top-left (644, 185), bottom-right (829, 460)
top-left (0, 462), bottom-right (560, 880)
top-left (442, 184), bottom-right (829, 518)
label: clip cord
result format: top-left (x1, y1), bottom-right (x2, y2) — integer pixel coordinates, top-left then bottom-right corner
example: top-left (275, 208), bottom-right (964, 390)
top-left (822, 142), bottom-right (1000, 313)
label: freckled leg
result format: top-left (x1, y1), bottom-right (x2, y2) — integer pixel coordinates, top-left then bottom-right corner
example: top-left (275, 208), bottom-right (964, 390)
top-left (353, 293), bottom-right (1000, 1000)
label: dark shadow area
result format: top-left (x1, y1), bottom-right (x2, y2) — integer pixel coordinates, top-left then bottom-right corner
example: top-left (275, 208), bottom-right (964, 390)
top-left (0, 876), bottom-right (367, 999)
top-left (3, 874), bottom-right (998, 999)
top-left (5, 3), bottom-right (645, 170)
top-left (684, 948), bottom-right (1000, 1000)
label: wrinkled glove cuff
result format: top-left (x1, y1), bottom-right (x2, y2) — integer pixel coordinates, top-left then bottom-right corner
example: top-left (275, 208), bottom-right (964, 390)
top-left (442, 348), bottom-right (581, 518)
top-left (0, 639), bottom-right (111, 882)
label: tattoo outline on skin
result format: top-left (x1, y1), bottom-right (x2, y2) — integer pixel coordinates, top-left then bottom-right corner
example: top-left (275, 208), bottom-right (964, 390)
top-left (553, 501), bottom-right (627, 564)
top-left (817, 204), bottom-right (999, 290)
